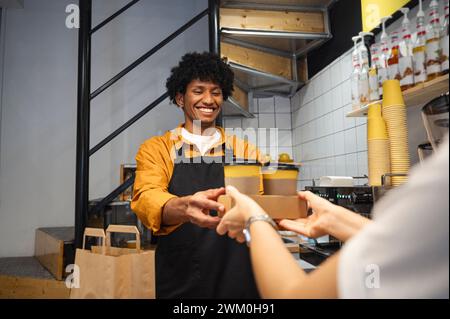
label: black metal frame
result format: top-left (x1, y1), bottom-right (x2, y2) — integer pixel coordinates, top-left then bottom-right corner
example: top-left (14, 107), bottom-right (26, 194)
top-left (209, 0), bottom-right (223, 127)
top-left (74, 0), bottom-right (221, 249)
top-left (75, 0), bottom-right (92, 250)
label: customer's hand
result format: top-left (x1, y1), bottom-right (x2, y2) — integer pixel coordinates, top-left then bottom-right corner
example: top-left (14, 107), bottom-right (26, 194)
top-left (278, 191), bottom-right (337, 238)
top-left (216, 186), bottom-right (267, 243)
top-left (186, 187), bottom-right (226, 229)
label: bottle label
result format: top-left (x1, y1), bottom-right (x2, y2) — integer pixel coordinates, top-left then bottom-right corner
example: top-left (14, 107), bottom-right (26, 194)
top-left (413, 50), bottom-right (427, 83)
top-left (351, 74), bottom-right (360, 109)
top-left (352, 54), bottom-right (359, 68)
top-left (358, 76), bottom-right (370, 105)
top-left (378, 68), bottom-right (388, 95)
top-left (388, 63), bottom-right (401, 81)
top-left (399, 56), bottom-right (414, 86)
top-left (369, 69), bottom-right (379, 101)
top-left (430, 8), bottom-right (440, 22)
top-left (426, 39), bottom-right (442, 75)
top-left (441, 35), bottom-right (449, 71)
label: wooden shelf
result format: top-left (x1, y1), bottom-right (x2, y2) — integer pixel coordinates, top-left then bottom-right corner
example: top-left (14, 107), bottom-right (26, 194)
top-left (346, 74), bottom-right (449, 118)
top-left (346, 100), bottom-right (379, 118)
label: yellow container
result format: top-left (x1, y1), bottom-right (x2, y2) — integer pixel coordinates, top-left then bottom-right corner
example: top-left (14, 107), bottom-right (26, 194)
top-left (368, 139), bottom-right (391, 186)
top-left (367, 103), bottom-right (382, 118)
top-left (368, 117), bottom-right (389, 140)
top-left (382, 80), bottom-right (405, 107)
top-left (224, 162), bottom-right (261, 195)
top-left (223, 164), bottom-right (261, 177)
top-left (262, 164), bottom-right (299, 196)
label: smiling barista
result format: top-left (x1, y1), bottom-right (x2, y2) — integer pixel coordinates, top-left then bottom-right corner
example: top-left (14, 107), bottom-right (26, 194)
top-left (131, 52), bottom-right (263, 298)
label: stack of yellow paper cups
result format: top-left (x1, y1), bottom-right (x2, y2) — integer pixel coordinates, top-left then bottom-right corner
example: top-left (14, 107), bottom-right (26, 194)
top-left (367, 103), bottom-right (391, 186)
top-left (382, 80), bottom-right (410, 186)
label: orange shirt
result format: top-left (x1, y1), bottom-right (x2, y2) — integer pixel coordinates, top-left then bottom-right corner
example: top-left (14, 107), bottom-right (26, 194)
top-left (131, 124), bottom-right (264, 235)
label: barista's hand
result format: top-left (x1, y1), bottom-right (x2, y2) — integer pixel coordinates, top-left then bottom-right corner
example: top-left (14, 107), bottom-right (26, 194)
top-left (216, 186), bottom-right (267, 243)
top-left (186, 187), bottom-right (226, 229)
top-left (278, 191), bottom-right (337, 238)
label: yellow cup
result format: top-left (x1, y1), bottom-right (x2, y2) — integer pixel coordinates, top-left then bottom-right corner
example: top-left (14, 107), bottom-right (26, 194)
top-left (224, 162), bottom-right (261, 194)
top-left (368, 117), bottom-right (389, 140)
top-left (262, 169), bottom-right (299, 180)
top-left (382, 80), bottom-right (405, 107)
top-left (223, 164), bottom-right (261, 178)
top-left (367, 103), bottom-right (382, 118)
top-left (262, 164), bottom-right (299, 195)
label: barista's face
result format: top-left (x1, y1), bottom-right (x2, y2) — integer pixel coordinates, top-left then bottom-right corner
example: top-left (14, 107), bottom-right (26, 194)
top-left (175, 79), bottom-right (223, 130)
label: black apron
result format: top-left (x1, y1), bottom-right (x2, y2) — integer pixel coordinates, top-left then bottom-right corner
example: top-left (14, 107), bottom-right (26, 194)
top-left (155, 142), bottom-right (260, 299)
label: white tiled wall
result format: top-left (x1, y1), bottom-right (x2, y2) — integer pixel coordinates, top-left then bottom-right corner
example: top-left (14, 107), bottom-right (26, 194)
top-left (223, 96), bottom-right (293, 162)
top-left (287, 0), bottom-right (443, 190)
top-left (223, 49), bottom-right (369, 192)
top-left (291, 49), bottom-right (368, 190)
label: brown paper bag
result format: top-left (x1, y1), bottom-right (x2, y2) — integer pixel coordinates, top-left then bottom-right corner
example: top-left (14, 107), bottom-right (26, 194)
top-left (70, 225), bottom-right (155, 299)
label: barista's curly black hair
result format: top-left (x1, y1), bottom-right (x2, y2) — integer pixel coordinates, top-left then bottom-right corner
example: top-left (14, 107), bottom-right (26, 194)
top-left (166, 52), bottom-right (234, 105)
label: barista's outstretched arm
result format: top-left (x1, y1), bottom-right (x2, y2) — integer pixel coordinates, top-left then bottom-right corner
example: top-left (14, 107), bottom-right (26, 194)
top-left (162, 188), bottom-right (226, 229)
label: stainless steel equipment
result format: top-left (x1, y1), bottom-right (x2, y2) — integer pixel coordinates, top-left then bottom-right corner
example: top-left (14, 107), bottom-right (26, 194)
top-left (421, 92), bottom-right (449, 151)
top-left (299, 185), bottom-right (375, 266)
top-left (371, 173), bottom-right (409, 202)
top-left (417, 142), bottom-right (434, 163)
top-left (305, 185), bottom-right (374, 219)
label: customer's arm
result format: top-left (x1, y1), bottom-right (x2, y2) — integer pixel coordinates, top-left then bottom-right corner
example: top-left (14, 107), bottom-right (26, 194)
top-left (279, 191), bottom-right (372, 242)
top-left (217, 186), bottom-right (339, 298)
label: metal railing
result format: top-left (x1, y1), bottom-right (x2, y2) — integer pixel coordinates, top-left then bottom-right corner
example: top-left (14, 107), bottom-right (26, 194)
top-left (75, 0), bottom-right (220, 249)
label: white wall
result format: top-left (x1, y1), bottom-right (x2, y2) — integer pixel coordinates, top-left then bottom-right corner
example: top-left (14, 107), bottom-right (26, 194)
top-left (291, 49), bottom-right (369, 190)
top-left (0, 0), bottom-right (208, 257)
top-left (291, 0), bottom-right (443, 190)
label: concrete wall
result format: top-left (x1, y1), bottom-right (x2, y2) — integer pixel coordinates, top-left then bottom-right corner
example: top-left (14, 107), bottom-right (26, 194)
top-left (0, 0), bottom-right (208, 257)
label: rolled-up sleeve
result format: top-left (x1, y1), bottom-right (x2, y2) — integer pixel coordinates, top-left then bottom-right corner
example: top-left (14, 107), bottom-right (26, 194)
top-left (131, 138), bottom-right (179, 235)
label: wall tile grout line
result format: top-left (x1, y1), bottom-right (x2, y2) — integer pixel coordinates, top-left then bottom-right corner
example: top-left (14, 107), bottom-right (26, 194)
top-left (298, 150), bottom-right (369, 164)
top-left (292, 103), bottom-right (360, 130)
top-left (291, 123), bottom-right (367, 147)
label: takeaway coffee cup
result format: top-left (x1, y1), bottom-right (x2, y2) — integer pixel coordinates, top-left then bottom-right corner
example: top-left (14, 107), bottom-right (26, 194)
top-left (223, 161), bottom-right (261, 195)
top-left (262, 163), bottom-right (299, 196)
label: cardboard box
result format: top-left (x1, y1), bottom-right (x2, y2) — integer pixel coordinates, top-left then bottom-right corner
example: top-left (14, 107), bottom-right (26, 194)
top-left (218, 195), bottom-right (308, 219)
top-left (34, 227), bottom-right (75, 281)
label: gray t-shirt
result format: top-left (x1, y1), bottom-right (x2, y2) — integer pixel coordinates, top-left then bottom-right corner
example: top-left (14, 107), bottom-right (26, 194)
top-left (338, 136), bottom-right (449, 298)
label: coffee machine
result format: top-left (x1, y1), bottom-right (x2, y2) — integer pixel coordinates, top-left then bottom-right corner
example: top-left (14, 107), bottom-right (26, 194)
top-left (297, 184), bottom-right (375, 266)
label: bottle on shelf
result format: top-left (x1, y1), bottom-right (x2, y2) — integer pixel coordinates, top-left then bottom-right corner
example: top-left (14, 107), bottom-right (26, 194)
top-left (426, 0), bottom-right (442, 80)
top-left (378, 16), bottom-right (391, 97)
top-left (440, 0), bottom-right (449, 74)
top-left (358, 32), bottom-right (373, 105)
top-left (351, 35), bottom-right (362, 110)
top-left (388, 31), bottom-right (401, 81)
top-left (369, 43), bottom-right (381, 101)
top-left (399, 7), bottom-right (415, 91)
top-left (413, 0), bottom-right (428, 84)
